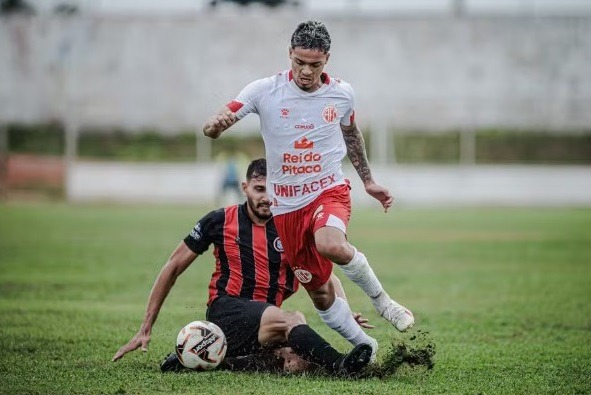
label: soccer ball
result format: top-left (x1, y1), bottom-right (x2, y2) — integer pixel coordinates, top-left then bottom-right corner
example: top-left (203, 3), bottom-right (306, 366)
top-left (175, 320), bottom-right (227, 370)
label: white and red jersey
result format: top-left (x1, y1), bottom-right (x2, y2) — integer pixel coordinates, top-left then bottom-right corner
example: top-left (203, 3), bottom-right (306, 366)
top-left (227, 70), bottom-right (356, 215)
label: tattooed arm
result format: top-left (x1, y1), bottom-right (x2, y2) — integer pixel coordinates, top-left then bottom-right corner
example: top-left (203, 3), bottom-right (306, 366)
top-left (341, 122), bottom-right (394, 212)
top-left (341, 121), bottom-right (373, 185)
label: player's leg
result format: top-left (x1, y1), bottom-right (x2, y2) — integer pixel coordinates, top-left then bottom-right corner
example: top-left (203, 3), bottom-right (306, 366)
top-left (306, 279), bottom-right (378, 362)
top-left (219, 347), bottom-right (315, 374)
top-left (273, 206), bottom-right (379, 362)
top-left (312, 185), bottom-right (414, 332)
top-left (161, 295), bottom-right (264, 372)
top-left (206, 296), bottom-right (269, 357)
top-left (218, 353), bottom-right (284, 373)
top-left (259, 307), bottom-right (340, 370)
top-left (316, 226), bottom-right (414, 332)
top-left (258, 305), bottom-right (371, 375)
top-left (206, 299), bottom-right (370, 375)
top-left (207, 297), bottom-right (291, 373)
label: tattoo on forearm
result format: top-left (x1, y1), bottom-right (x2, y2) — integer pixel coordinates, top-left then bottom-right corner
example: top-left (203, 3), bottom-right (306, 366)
top-left (342, 125), bottom-right (372, 183)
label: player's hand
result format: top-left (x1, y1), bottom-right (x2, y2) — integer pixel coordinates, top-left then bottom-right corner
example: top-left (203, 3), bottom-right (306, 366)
top-left (203, 109), bottom-right (237, 138)
top-left (364, 182), bottom-right (394, 212)
top-left (112, 331), bottom-right (151, 362)
top-left (353, 312), bottom-right (374, 329)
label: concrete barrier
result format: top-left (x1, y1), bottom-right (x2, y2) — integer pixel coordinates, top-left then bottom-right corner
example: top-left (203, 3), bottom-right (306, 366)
top-left (1, 14), bottom-right (590, 131)
top-left (67, 162), bottom-right (591, 206)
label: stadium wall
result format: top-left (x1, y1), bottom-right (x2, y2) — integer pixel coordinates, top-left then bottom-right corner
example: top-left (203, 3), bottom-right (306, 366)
top-left (67, 163), bottom-right (591, 207)
top-left (1, 14), bottom-right (590, 132)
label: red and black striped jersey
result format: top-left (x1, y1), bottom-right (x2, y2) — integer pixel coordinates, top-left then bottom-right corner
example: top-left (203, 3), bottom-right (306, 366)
top-left (184, 203), bottom-right (298, 307)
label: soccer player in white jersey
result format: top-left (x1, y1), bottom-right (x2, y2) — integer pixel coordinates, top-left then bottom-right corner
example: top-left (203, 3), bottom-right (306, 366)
top-left (202, 20), bottom-right (414, 361)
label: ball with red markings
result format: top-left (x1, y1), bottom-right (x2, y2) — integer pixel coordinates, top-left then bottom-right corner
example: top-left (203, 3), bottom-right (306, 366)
top-left (175, 320), bottom-right (227, 370)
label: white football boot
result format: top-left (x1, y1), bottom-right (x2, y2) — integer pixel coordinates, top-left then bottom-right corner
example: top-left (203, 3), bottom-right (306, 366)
top-left (371, 292), bottom-right (415, 332)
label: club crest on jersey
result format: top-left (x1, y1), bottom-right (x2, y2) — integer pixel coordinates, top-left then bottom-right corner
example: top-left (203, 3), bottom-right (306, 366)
top-left (322, 104), bottom-right (338, 123)
top-left (273, 237), bottom-right (284, 253)
top-left (280, 108), bottom-right (290, 118)
top-left (293, 268), bottom-right (313, 284)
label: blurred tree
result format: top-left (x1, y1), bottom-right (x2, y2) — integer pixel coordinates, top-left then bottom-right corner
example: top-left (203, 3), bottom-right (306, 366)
top-left (0, 0), bottom-right (34, 14)
top-left (54, 3), bottom-right (79, 15)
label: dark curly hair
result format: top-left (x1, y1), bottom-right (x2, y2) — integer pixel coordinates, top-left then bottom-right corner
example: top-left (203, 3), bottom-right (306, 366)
top-left (246, 158), bottom-right (266, 180)
top-left (290, 20), bottom-right (331, 54)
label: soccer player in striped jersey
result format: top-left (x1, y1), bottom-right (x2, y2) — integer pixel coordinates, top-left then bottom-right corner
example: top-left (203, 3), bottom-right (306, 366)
top-left (112, 158), bottom-right (372, 376)
top-left (203, 20), bottom-right (415, 362)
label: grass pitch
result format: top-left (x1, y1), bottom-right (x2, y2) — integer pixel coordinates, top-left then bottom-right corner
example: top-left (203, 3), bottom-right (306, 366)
top-left (1, 203), bottom-right (590, 394)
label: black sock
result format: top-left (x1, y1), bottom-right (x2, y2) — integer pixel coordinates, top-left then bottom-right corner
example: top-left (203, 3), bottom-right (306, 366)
top-left (287, 324), bottom-right (343, 369)
top-left (219, 353), bottom-right (283, 373)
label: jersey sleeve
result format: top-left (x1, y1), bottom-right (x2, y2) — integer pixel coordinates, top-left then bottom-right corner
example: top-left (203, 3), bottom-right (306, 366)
top-left (339, 81), bottom-right (356, 127)
top-left (183, 209), bottom-right (224, 255)
top-left (227, 77), bottom-right (274, 120)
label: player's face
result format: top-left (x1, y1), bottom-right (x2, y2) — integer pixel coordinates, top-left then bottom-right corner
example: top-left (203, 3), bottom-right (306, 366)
top-left (289, 47), bottom-right (330, 92)
top-left (243, 176), bottom-right (272, 223)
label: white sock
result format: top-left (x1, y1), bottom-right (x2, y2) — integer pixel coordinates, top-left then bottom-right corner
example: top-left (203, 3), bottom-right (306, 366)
top-left (316, 297), bottom-right (376, 347)
top-left (339, 247), bottom-right (384, 298)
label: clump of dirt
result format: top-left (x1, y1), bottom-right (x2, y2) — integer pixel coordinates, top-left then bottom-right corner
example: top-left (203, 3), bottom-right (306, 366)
top-left (364, 329), bottom-right (436, 378)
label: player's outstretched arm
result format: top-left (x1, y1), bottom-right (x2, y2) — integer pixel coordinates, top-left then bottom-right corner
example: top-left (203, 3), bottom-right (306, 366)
top-left (111, 242), bottom-right (197, 362)
top-left (340, 122), bottom-right (394, 212)
top-left (203, 106), bottom-right (238, 139)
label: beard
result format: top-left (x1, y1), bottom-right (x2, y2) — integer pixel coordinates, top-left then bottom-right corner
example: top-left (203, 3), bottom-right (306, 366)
top-left (247, 198), bottom-right (272, 221)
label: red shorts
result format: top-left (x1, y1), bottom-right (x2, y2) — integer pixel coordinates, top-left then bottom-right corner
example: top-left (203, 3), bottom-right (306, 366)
top-left (273, 183), bottom-right (351, 291)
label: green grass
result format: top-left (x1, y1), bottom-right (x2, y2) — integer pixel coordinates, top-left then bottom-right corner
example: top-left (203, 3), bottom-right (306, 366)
top-left (1, 203), bottom-right (590, 394)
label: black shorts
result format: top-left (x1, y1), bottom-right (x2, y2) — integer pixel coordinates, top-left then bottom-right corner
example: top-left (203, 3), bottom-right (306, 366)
top-left (206, 296), bottom-right (273, 357)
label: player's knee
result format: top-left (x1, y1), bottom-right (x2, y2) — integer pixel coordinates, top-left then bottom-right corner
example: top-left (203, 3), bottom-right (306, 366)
top-left (291, 311), bottom-right (306, 326)
top-left (284, 310), bottom-right (306, 333)
top-left (315, 238), bottom-right (348, 262)
top-left (308, 287), bottom-right (335, 311)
